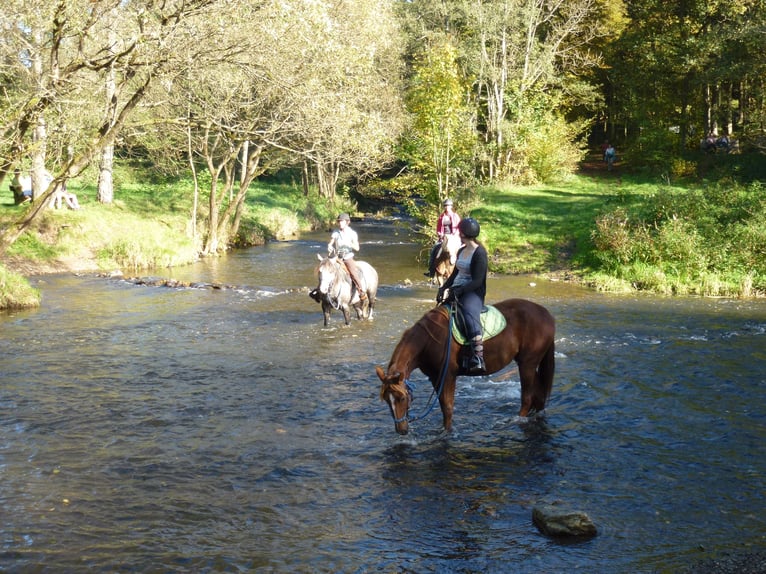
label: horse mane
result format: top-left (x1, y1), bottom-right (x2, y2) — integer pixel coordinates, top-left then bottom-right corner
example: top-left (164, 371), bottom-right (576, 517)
top-left (318, 257), bottom-right (350, 282)
top-left (383, 305), bottom-right (449, 381)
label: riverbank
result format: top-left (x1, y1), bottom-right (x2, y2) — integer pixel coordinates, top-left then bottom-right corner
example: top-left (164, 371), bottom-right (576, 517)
top-left (3, 164), bottom-right (765, 309)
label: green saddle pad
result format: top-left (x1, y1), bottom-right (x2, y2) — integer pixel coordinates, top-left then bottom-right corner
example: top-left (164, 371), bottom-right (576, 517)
top-left (451, 304), bottom-right (507, 345)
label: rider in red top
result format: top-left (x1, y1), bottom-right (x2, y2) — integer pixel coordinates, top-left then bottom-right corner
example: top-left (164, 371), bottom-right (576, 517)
top-left (425, 198), bottom-right (461, 279)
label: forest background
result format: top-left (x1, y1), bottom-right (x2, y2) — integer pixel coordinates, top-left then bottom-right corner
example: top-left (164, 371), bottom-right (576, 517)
top-left (2, 0), bottom-right (766, 309)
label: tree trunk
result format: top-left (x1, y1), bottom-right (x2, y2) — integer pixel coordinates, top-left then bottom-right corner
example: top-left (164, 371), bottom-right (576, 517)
top-left (725, 82), bottom-right (733, 135)
top-left (98, 42), bottom-right (117, 204)
top-left (316, 160), bottom-right (339, 200)
top-left (302, 160), bottom-right (310, 196)
top-left (98, 144), bottom-right (115, 204)
top-left (31, 117), bottom-right (47, 201)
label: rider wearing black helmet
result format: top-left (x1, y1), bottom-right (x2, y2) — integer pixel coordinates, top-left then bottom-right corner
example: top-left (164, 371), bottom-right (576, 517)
top-left (437, 217), bottom-right (488, 374)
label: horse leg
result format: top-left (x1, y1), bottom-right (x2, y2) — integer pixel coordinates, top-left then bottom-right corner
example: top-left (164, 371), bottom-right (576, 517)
top-left (437, 375), bottom-right (457, 432)
top-left (341, 305), bottom-right (352, 326)
top-left (365, 296), bottom-right (374, 320)
top-left (517, 361), bottom-right (539, 417)
top-left (322, 301), bottom-right (331, 327)
top-left (533, 343), bottom-right (555, 411)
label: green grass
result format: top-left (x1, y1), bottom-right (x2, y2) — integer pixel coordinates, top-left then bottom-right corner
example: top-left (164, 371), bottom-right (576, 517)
top-left (0, 265), bottom-right (40, 309)
top-left (3, 164), bottom-right (765, 307)
top-left (470, 175), bottom-right (621, 274)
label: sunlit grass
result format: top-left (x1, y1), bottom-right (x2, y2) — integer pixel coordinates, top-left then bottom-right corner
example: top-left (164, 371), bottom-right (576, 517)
top-left (0, 265), bottom-right (40, 308)
top-left (3, 164), bottom-right (764, 301)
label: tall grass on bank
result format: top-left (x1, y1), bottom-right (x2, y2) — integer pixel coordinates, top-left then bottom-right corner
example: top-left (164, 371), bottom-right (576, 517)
top-left (590, 180), bottom-right (766, 296)
top-left (0, 265), bottom-right (40, 309)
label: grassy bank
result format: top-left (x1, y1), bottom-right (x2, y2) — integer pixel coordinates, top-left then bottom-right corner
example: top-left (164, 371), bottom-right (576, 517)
top-left (475, 172), bottom-right (765, 297)
top-left (0, 167), bottom-right (355, 308)
top-left (2, 164), bottom-right (765, 309)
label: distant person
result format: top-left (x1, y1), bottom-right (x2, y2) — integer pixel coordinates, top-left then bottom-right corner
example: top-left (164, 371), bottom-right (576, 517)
top-left (424, 198), bottom-right (461, 279)
top-left (704, 132), bottom-right (717, 153)
top-left (601, 140), bottom-right (611, 161)
top-left (45, 170), bottom-right (80, 210)
top-left (10, 169), bottom-right (32, 204)
top-left (604, 143), bottom-right (616, 171)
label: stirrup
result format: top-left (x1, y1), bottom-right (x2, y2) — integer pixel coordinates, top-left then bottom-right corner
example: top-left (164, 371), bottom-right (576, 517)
top-left (466, 355), bottom-right (485, 374)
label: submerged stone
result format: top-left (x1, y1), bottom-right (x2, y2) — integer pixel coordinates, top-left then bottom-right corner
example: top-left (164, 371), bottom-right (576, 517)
top-left (532, 503), bottom-right (598, 538)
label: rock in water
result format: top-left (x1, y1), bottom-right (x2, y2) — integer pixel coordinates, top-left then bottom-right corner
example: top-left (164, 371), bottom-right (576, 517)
top-left (532, 503), bottom-right (598, 538)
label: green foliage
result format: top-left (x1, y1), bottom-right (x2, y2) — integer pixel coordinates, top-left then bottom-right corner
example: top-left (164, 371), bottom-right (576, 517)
top-left (399, 36), bottom-right (478, 198)
top-left (503, 90), bottom-right (588, 184)
top-left (590, 180), bottom-right (766, 296)
top-left (623, 127), bottom-right (681, 175)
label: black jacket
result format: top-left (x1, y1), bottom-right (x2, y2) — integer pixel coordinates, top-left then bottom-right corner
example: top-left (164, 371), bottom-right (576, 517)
top-left (441, 244), bottom-right (488, 301)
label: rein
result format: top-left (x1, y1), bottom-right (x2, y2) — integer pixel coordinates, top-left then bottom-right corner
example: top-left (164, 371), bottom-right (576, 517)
top-left (392, 303), bottom-right (456, 424)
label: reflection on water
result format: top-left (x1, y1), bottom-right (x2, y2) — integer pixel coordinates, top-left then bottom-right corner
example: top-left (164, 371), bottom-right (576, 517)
top-left (1, 221), bottom-right (765, 572)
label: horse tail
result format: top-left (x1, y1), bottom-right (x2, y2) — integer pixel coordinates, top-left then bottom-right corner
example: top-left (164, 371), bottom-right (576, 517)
top-left (538, 340), bottom-right (555, 404)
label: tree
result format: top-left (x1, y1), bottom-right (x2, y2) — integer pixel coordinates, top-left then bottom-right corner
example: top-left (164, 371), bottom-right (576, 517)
top-left (400, 35), bottom-right (476, 200)
top-left (395, 0), bottom-right (605, 185)
top-left (465, 0), bottom-right (604, 181)
top-left (603, 0), bottom-right (766, 154)
top-left (0, 0), bottom-right (221, 253)
top-left (273, 0), bottom-right (405, 201)
top-left (133, 0), bottom-right (404, 254)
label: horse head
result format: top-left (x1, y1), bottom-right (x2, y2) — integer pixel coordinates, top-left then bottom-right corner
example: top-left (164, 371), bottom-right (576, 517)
top-left (376, 366), bottom-right (412, 435)
top-left (443, 234), bottom-right (461, 265)
top-left (316, 253), bottom-right (344, 297)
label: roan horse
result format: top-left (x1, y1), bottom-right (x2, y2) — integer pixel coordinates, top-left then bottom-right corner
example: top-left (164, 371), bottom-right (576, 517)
top-left (376, 298), bottom-right (555, 434)
top-left (431, 234), bottom-right (462, 287)
top-left (314, 254), bottom-right (378, 327)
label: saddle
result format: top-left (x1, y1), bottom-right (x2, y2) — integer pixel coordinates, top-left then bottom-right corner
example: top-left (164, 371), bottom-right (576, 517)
top-left (448, 304), bottom-right (507, 345)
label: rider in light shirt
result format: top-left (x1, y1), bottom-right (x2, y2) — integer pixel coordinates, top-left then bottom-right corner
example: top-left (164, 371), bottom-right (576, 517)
top-left (328, 213), bottom-right (366, 302)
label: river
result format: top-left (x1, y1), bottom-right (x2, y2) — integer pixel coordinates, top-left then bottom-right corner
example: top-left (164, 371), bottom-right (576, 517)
top-left (1, 218), bottom-right (764, 572)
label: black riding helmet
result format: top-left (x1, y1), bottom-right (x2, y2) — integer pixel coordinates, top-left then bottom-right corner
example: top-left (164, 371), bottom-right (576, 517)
top-left (458, 217), bottom-right (480, 238)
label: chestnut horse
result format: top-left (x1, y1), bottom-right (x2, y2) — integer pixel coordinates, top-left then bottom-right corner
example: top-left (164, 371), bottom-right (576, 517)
top-left (432, 234), bottom-right (462, 287)
top-left (376, 298), bottom-right (555, 434)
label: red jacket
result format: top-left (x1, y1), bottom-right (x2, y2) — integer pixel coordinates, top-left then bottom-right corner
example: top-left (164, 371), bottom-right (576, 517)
top-left (436, 210), bottom-right (461, 237)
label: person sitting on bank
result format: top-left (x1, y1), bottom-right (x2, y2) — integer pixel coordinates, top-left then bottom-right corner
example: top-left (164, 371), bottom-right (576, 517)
top-left (45, 170), bottom-right (80, 210)
top-left (328, 213), bottom-right (366, 302)
top-left (424, 198), bottom-right (461, 279)
top-left (10, 169), bottom-right (32, 205)
top-left (437, 217), bottom-right (488, 374)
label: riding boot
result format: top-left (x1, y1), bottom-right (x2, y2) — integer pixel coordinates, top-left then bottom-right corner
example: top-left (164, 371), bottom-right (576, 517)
top-left (351, 276), bottom-right (367, 301)
top-left (467, 336), bottom-right (485, 374)
top-left (345, 260), bottom-right (367, 301)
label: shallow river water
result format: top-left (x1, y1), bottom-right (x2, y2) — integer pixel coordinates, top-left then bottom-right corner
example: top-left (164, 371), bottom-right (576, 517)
top-left (1, 219), bottom-right (765, 573)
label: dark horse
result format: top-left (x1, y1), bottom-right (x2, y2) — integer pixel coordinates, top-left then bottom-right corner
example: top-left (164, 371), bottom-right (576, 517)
top-left (314, 254), bottom-right (378, 327)
top-left (376, 298), bottom-right (555, 434)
